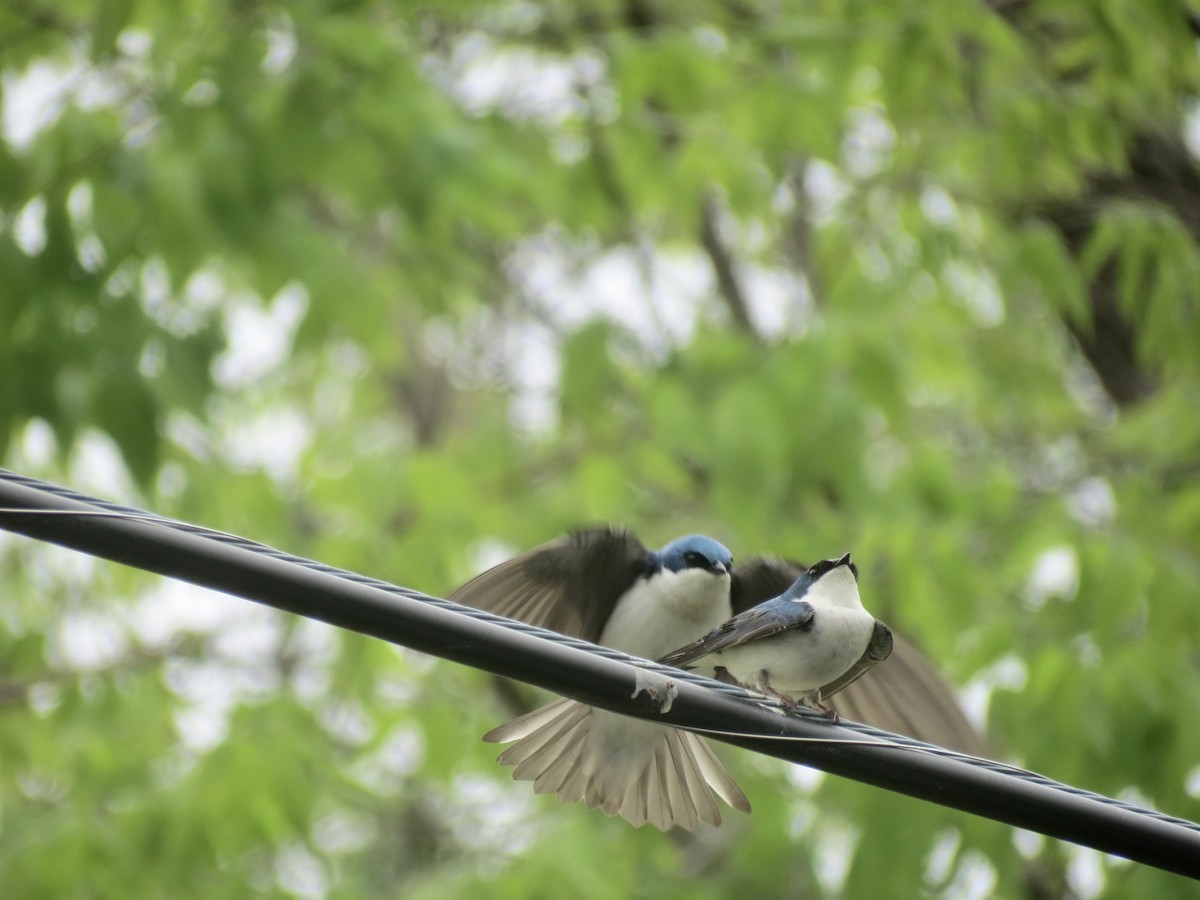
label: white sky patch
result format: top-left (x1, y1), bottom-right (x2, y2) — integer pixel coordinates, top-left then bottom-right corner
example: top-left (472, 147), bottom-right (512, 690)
top-left (741, 263), bottom-right (811, 338)
top-left (467, 536), bottom-right (518, 576)
top-left (28, 682), bottom-right (63, 716)
top-left (1067, 477), bottom-right (1116, 527)
top-left (508, 236), bottom-right (710, 351)
top-left (924, 827), bottom-right (961, 886)
top-left (165, 410), bottom-right (214, 463)
top-left (1184, 99), bottom-right (1200, 161)
top-left (219, 404), bottom-right (312, 482)
top-left (14, 418), bottom-right (58, 468)
top-left (505, 319), bottom-right (561, 435)
top-left (288, 618), bottom-right (339, 702)
top-left (375, 673), bottom-right (418, 707)
top-left (69, 430), bottom-right (138, 501)
top-left (118, 29), bottom-right (152, 58)
top-left (2, 61), bottom-right (78, 151)
top-left (959, 654), bottom-right (1028, 732)
top-left (804, 159), bottom-right (851, 224)
top-left (921, 186), bottom-right (959, 228)
top-left (262, 15), bottom-right (298, 75)
top-left (1012, 828), bottom-right (1044, 859)
top-left (67, 180), bottom-right (107, 271)
top-left (3, 49), bottom-right (132, 154)
top-left (784, 761), bottom-right (825, 795)
top-left (173, 699), bottom-right (232, 754)
top-left (130, 578), bottom-right (260, 647)
top-left (210, 603), bottom-right (285, 664)
top-left (164, 634), bottom-right (284, 754)
top-left (787, 798), bottom-right (819, 841)
top-left (502, 240), bottom-right (711, 430)
top-left (943, 260), bottom-right (1004, 327)
top-left (842, 106), bottom-right (895, 179)
top-left (10, 543), bottom-right (97, 629)
top-left (274, 843), bottom-right (328, 900)
top-left (51, 610), bottom-right (131, 670)
top-left (442, 774), bottom-right (541, 861)
top-left (1025, 546), bottom-right (1079, 608)
top-left (942, 851), bottom-right (997, 900)
top-left (1065, 845), bottom-right (1106, 899)
top-left (454, 224), bottom-right (808, 436)
top-left (318, 699), bottom-right (376, 747)
top-left (312, 808), bottom-right (375, 855)
top-left (812, 819), bottom-right (859, 896)
top-left (182, 78), bottom-right (219, 107)
top-left (1186, 765), bottom-right (1200, 799)
top-left (429, 31), bottom-right (610, 125)
top-left (139, 260), bottom-right (231, 335)
top-left (214, 283), bottom-right (309, 388)
top-left (66, 179), bottom-right (92, 226)
top-left (349, 724), bottom-right (425, 795)
top-left (1032, 436), bottom-right (1086, 492)
top-left (13, 194), bottom-right (47, 255)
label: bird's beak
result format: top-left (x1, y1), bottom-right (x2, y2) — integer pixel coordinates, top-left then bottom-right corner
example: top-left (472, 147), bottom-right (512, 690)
top-left (712, 561), bottom-right (729, 575)
top-left (834, 552), bottom-right (859, 580)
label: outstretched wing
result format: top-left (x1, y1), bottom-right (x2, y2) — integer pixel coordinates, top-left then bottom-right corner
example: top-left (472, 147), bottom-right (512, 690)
top-left (659, 599), bottom-right (815, 669)
top-left (449, 527), bottom-right (651, 642)
top-left (730, 556), bottom-right (805, 613)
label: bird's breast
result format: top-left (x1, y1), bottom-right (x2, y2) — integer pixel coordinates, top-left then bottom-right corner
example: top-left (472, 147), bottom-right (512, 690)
top-left (721, 606), bottom-right (875, 693)
top-left (599, 568), bottom-right (732, 659)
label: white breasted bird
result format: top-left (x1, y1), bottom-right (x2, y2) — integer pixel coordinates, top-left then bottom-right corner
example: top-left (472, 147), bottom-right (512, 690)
top-left (451, 527), bottom-right (748, 831)
top-left (659, 553), bottom-right (893, 713)
top-left (452, 529), bottom-right (986, 831)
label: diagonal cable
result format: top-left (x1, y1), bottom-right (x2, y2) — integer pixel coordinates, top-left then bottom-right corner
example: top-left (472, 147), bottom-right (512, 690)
top-left (0, 468), bottom-right (1197, 879)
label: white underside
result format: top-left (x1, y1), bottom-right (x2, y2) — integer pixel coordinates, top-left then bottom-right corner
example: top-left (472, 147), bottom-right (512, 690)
top-left (717, 604), bottom-right (875, 696)
top-left (714, 566), bottom-right (875, 699)
top-left (599, 567), bottom-right (733, 661)
top-left (486, 568), bottom-right (747, 830)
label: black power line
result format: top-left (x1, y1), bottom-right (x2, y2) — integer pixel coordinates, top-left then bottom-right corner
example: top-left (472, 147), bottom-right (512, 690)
top-left (0, 468), bottom-right (1198, 880)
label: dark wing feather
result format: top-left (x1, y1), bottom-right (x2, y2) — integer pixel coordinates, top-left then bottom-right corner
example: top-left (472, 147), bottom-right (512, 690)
top-left (660, 600), bottom-right (815, 669)
top-left (730, 557), bottom-right (805, 614)
top-left (448, 527), bottom-right (651, 642)
top-left (818, 619), bottom-right (893, 698)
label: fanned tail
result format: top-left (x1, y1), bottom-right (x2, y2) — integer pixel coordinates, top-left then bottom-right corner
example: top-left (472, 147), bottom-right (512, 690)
top-left (484, 701), bottom-right (750, 830)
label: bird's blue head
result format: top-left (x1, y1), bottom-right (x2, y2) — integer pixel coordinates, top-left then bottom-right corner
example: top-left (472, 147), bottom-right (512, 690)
top-left (657, 534), bottom-right (733, 576)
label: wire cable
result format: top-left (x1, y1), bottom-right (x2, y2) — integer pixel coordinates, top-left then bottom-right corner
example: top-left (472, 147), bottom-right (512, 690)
top-left (0, 468), bottom-right (1198, 879)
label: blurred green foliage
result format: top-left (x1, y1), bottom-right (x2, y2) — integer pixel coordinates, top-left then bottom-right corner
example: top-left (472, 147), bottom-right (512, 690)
top-left (1, 0), bottom-right (1199, 897)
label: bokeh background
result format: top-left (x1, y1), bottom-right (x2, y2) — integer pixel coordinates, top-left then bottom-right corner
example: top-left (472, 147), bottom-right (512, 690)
top-left (2, 1), bottom-right (1199, 897)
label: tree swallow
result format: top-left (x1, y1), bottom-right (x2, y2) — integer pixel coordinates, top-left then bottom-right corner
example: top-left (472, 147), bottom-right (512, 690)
top-left (720, 557), bottom-right (987, 756)
top-left (451, 527), bottom-right (749, 831)
top-left (659, 553), bottom-right (893, 714)
top-left (452, 529), bottom-right (987, 829)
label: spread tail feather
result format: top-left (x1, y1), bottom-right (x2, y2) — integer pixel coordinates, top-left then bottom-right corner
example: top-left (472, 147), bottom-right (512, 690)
top-left (483, 700), bottom-right (750, 830)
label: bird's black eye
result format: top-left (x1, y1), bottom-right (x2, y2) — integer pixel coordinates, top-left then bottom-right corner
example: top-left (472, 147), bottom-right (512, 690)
top-left (683, 551), bottom-right (705, 567)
